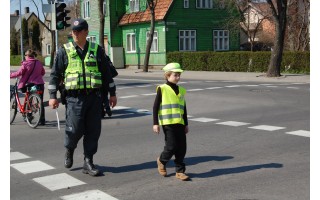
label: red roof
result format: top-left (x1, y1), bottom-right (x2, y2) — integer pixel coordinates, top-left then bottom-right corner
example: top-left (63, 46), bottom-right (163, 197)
top-left (119, 0), bottom-right (173, 26)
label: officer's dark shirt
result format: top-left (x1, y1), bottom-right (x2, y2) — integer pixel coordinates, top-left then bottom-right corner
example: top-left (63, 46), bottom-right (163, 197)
top-left (153, 81), bottom-right (188, 126)
top-left (48, 41), bottom-right (116, 99)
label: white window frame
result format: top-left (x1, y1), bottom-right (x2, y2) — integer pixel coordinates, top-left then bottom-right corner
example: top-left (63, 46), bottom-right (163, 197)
top-left (179, 30), bottom-right (196, 51)
top-left (86, 36), bottom-right (96, 43)
top-left (130, 0), bottom-right (140, 12)
top-left (126, 33), bottom-right (136, 53)
top-left (46, 44), bottom-right (51, 56)
top-left (83, 0), bottom-right (90, 18)
top-left (196, 0), bottom-right (213, 9)
top-left (184, 0), bottom-right (189, 8)
top-left (146, 31), bottom-right (158, 52)
top-left (103, 0), bottom-right (108, 16)
top-left (213, 30), bottom-right (229, 51)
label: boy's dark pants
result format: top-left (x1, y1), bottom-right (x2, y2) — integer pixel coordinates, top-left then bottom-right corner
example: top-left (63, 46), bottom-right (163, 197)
top-left (160, 124), bottom-right (187, 173)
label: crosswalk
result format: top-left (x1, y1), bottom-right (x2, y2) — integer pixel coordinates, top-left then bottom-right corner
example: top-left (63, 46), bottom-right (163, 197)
top-left (11, 80), bottom-right (309, 199)
top-left (10, 151), bottom-right (119, 200)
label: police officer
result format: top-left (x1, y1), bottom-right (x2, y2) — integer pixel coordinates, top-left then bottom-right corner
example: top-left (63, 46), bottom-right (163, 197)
top-left (48, 18), bottom-right (117, 176)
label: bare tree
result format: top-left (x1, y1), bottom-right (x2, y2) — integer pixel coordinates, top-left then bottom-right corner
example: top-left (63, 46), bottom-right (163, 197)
top-left (266, 0), bottom-right (287, 77)
top-left (285, 0), bottom-right (309, 51)
top-left (143, 0), bottom-right (157, 72)
top-left (241, 2), bottom-right (269, 51)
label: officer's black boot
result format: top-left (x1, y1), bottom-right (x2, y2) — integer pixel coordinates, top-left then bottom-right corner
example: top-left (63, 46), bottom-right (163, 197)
top-left (64, 149), bottom-right (74, 168)
top-left (82, 157), bottom-right (100, 176)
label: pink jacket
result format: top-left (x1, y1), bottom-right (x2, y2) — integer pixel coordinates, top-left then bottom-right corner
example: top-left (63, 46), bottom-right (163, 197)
top-left (10, 58), bottom-right (45, 89)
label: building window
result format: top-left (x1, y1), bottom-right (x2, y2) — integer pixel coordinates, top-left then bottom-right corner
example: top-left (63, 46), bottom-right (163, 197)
top-left (86, 36), bottom-right (96, 43)
top-left (196, 0), bottom-right (213, 9)
top-left (213, 30), bottom-right (229, 51)
top-left (83, 0), bottom-right (90, 18)
top-left (46, 44), bottom-right (51, 55)
top-left (103, 0), bottom-right (108, 16)
top-left (130, 0), bottom-right (139, 12)
top-left (126, 33), bottom-right (136, 52)
top-left (179, 30), bottom-right (196, 51)
top-left (146, 31), bottom-right (158, 52)
top-left (184, 0), bottom-right (189, 8)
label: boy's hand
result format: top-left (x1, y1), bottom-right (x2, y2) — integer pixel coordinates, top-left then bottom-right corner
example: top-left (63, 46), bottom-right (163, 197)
top-left (153, 125), bottom-right (160, 134)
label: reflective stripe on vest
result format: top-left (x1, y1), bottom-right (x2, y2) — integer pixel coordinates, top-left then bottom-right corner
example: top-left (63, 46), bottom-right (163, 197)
top-left (157, 84), bottom-right (186, 125)
top-left (64, 42), bottom-right (102, 90)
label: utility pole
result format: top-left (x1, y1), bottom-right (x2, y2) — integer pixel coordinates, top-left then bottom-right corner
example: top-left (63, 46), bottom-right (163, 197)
top-left (19, 0), bottom-right (23, 61)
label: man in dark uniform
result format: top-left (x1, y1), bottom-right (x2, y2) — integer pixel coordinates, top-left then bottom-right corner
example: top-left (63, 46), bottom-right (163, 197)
top-left (48, 18), bottom-right (117, 176)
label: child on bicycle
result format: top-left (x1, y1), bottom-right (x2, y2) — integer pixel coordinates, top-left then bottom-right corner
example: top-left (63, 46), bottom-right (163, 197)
top-left (152, 62), bottom-right (190, 181)
top-left (10, 49), bottom-right (46, 125)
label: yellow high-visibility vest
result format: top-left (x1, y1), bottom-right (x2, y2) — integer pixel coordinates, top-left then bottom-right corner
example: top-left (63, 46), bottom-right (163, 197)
top-left (64, 42), bottom-right (102, 90)
top-left (157, 84), bottom-right (186, 125)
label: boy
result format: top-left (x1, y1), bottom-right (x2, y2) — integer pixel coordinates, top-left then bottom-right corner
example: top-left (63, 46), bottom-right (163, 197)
top-left (152, 62), bottom-right (190, 181)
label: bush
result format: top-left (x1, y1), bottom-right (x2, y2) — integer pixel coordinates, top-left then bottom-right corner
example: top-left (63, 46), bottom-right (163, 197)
top-left (10, 55), bottom-right (45, 66)
top-left (167, 51), bottom-right (309, 74)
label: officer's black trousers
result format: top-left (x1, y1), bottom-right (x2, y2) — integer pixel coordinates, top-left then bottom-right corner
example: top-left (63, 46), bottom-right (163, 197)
top-left (160, 124), bottom-right (187, 173)
top-left (64, 93), bottom-right (102, 159)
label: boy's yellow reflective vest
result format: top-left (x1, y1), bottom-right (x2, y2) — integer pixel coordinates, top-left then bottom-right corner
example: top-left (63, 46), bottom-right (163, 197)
top-left (157, 84), bottom-right (186, 125)
top-left (63, 42), bottom-right (102, 90)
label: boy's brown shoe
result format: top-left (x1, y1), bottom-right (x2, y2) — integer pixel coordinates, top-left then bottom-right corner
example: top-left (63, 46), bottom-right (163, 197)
top-left (157, 157), bottom-right (167, 176)
top-left (176, 172), bottom-right (189, 181)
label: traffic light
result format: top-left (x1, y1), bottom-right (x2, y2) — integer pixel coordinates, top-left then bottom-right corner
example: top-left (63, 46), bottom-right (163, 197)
top-left (55, 3), bottom-right (71, 30)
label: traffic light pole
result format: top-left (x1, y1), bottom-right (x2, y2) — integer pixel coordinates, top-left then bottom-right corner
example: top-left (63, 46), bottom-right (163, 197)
top-left (54, 1), bottom-right (59, 54)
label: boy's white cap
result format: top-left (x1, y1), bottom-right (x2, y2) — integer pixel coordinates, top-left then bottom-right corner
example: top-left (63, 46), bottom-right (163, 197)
top-left (162, 63), bottom-right (184, 73)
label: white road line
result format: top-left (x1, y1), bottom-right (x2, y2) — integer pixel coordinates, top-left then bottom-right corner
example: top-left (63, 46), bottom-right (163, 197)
top-left (216, 121), bottom-right (251, 127)
top-left (266, 86), bottom-right (278, 88)
top-left (248, 125), bottom-right (286, 131)
top-left (119, 95), bottom-right (139, 99)
top-left (187, 89), bottom-right (204, 92)
top-left (141, 93), bottom-right (157, 96)
top-left (244, 85), bottom-right (259, 87)
top-left (11, 160), bottom-right (54, 174)
top-left (113, 106), bottom-right (131, 110)
top-left (189, 118), bottom-right (220, 122)
top-left (33, 173), bottom-right (85, 191)
top-left (117, 86), bottom-right (134, 90)
top-left (206, 87), bottom-right (222, 90)
top-left (225, 85), bottom-right (242, 88)
top-left (286, 87), bottom-right (299, 89)
top-left (10, 152), bottom-right (30, 161)
top-left (286, 130), bottom-right (310, 137)
top-left (61, 189), bottom-right (119, 200)
top-left (260, 84), bottom-right (274, 86)
top-left (137, 84), bottom-right (153, 87)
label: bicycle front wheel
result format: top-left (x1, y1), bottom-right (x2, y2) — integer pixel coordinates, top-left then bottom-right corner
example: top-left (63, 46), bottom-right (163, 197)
top-left (10, 92), bottom-right (17, 124)
top-left (25, 93), bottom-right (42, 128)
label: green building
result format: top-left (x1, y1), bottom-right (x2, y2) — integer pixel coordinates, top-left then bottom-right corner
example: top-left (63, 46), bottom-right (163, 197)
top-left (80, 0), bottom-right (240, 69)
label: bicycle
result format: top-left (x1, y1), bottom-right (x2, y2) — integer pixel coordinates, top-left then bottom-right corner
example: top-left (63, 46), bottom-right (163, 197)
top-left (10, 78), bottom-right (43, 128)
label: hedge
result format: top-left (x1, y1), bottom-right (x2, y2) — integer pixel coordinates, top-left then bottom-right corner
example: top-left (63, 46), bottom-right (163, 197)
top-left (167, 51), bottom-right (310, 74)
top-left (10, 55), bottom-right (45, 66)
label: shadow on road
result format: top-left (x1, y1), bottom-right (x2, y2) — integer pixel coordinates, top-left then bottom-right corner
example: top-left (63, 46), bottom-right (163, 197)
top-left (94, 155), bottom-right (233, 174)
top-left (188, 163), bottom-right (283, 178)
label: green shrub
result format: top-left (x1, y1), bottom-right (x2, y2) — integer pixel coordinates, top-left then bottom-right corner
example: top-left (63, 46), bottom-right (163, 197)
top-left (10, 55), bottom-right (45, 66)
top-left (167, 51), bottom-right (310, 74)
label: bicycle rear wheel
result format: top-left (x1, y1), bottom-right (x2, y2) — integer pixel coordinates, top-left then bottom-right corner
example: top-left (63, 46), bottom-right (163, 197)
top-left (25, 93), bottom-right (42, 128)
top-left (10, 92), bottom-right (17, 124)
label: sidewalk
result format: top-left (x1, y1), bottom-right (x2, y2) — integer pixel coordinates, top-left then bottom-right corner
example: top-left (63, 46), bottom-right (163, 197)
top-left (11, 66), bottom-right (310, 83)
top-left (114, 68), bottom-right (310, 83)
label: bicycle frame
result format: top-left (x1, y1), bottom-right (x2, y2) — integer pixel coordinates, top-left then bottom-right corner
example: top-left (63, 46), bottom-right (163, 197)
top-left (11, 78), bottom-right (43, 116)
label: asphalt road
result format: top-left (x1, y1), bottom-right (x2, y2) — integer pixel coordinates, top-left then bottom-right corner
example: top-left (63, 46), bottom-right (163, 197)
top-left (10, 72), bottom-right (310, 200)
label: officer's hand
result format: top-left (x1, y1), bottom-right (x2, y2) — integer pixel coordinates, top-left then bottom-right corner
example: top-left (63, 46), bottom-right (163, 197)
top-left (185, 125), bottom-right (189, 134)
top-left (109, 96), bottom-right (117, 108)
top-left (153, 125), bottom-right (160, 134)
top-left (49, 99), bottom-right (59, 109)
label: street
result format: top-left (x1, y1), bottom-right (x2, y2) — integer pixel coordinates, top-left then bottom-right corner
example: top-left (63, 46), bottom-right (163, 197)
top-left (10, 72), bottom-right (310, 200)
